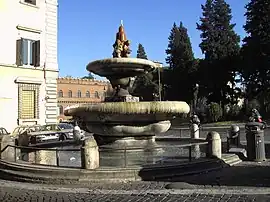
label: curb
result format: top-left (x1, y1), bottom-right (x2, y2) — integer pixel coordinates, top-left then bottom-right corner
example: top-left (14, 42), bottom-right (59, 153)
top-left (0, 157), bottom-right (231, 184)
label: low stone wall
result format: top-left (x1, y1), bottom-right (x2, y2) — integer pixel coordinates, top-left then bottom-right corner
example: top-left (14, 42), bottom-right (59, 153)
top-left (28, 150), bottom-right (57, 166)
top-left (0, 135), bottom-right (16, 161)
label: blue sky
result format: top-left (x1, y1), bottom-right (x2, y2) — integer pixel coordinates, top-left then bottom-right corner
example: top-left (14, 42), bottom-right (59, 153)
top-left (58, 0), bottom-right (247, 79)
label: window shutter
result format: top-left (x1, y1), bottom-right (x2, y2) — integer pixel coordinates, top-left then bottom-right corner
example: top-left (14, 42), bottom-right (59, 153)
top-left (32, 40), bottom-right (40, 67)
top-left (16, 39), bottom-right (22, 66)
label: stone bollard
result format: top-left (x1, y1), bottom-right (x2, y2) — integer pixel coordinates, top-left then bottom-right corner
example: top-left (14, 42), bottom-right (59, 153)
top-left (0, 135), bottom-right (16, 161)
top-left (190, 123), bottom-right (200, 139)
top-left (17, 130), bottom-right (30, 161)
top-left (81, 136), bottom-right (99, 169)
top-left (206, 131), bottom-right (222, 159)
top-left (190, 115), bottom-right (201, 159)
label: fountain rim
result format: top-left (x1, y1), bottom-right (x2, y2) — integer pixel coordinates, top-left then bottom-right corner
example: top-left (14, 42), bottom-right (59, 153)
top-left (64, 101), bottom-right (190, 116)
top-left (86, 58), bottom-right (157, 73)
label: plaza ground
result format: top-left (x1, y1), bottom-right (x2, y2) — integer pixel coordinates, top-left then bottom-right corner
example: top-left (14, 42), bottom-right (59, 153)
top-left (1, 161), bottom-right (270, 201)
top-left (2, 124), bottom-right (270, 201)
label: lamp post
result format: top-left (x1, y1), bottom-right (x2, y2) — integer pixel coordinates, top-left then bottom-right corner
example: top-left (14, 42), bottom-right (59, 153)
top-left (158, 66), bottom-right (161, 101)
top-left (193, 83), bottom-right (199, 114)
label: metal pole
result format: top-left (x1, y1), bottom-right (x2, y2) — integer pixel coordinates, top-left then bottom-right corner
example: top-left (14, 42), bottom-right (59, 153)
top-left (188, 146), bottom-right (192, 162)
top-left (158, 67), bottom-right (161, 101)
top-left (56, 150), bottom-right (60, 166)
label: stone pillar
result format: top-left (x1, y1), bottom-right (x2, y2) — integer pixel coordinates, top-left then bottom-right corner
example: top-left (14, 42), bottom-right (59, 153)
top-left (0, 135), bottom-right (16, 161)
top-left (81, 136), bottom-right (99, 169)
top-left (73, 125), bottom-right (82, 142)
top-left (206, 131), bottom-right (222, 159)
top-left (190, 123), bottom-right (200, 159)
top-left (190, 123), bottom-right (199, 139)
top-left (17, 130), bottom-right (30, 161)
top-left (35, 150), bottom-right (57, 166)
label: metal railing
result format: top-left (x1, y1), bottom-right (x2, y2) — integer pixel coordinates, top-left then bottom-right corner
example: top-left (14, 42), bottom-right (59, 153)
top-left (0, 141), bottom-right (209, 168)
top-left (98, 141), bottom-right (208, 167)
top-left (0, 145), bottom-right (80, 167)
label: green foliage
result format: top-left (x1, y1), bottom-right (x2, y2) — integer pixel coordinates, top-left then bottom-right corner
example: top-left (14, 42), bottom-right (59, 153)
top-left (195, 97), bottom-right (209, 123)
top-left (207, 102), bottom-right (223, 122)
top-left (133, 43), bottom-right (159, 101)
top-left (224, 104), bottom-right (242, 120)
top-left (81, 73), bottom-right (94, 79)
top-left (136, 43), bottom-right (148, 59)
top-left (165, 22), bottom-right (197, 102)
top-left (196, 0), bottom-right (240, 104)
top-left (240, 0), bottom-right (270, 100)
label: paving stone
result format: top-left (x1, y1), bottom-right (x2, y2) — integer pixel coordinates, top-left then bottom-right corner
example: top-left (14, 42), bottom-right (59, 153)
top-left (1, 187), bottom-right (270, 202)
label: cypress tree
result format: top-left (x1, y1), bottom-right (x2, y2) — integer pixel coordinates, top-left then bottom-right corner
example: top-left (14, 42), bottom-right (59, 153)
top-left (197, 0), bottom-right (240, 104)
top-left (165, 22), bottom-right (196, 101)
top-left (136, 43), bottom-right (148, 59)
top-left (133, 43), bottom-right (158, 101)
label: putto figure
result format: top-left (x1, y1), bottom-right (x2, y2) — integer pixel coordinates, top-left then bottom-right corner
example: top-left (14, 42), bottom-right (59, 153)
top-left (112, 20), bottom-right (131, 58)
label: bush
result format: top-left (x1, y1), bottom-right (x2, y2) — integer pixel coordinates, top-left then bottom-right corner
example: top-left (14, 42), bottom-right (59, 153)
top-left (207, 102), bottom-right (223, 122)
top-left (195, 97), bottom-right (208, 123)
top-left (224, 104), bottom-right (242, 121)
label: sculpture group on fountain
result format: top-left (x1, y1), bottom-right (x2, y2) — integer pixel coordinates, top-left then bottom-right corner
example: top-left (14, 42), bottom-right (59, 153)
top-left (112, 21), bottom-right (132, 58)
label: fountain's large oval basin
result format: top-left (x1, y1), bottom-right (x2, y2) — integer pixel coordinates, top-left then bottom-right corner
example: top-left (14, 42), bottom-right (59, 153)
top-left (65, 101), bottom-right (190, 137)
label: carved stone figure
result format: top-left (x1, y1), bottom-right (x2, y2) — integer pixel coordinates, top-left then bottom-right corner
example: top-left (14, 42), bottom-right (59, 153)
top-left (112, 21), bottom-right (131, 58)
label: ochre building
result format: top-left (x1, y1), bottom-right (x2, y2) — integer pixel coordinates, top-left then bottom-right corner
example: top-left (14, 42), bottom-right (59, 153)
top-left (57, 77), bottom-right (111, 121)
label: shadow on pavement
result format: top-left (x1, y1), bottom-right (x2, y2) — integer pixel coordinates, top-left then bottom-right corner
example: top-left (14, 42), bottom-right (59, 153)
top-left (166, 162), bottom-right (270, 187)
top-left (140, 143), bottom-right (270, 188)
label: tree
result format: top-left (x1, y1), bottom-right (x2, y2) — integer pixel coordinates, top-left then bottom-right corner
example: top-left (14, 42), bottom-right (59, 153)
top-left (197, 0), bottom-right (240, 105)
top-left (81, 73), bottom-right (94, 79)
top-left (136, 43), bottom-right (148, 59)
top-left (132, 43), bottom-right (159, 100)
top-left (165, 23), bottom-right (179, 69)
top-left (165, 22), bottom-right (197, 102)
top-left (240, 0), bottom-right (270, 108)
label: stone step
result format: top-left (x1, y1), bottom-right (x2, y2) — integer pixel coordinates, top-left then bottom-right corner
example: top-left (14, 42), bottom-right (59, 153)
top-left (221, 154), bottom-right (242, 166)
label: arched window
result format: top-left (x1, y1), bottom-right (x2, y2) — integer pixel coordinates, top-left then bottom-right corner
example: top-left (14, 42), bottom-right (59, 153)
top-left (59, 105), bottom-right (64, 114)
top-left (77, 90), bottom-right (81, 98)
top-left (68, 90), bottom-right (72, 98)
top-left (86, 91), bottom-right (90, 98)
top-left (94, 91), bottom-right (99, 98)
top-left (58, 90), bottom-right (63, 97)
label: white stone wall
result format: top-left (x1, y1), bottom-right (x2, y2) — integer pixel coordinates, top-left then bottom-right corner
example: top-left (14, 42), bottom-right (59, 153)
top-left (0, 0), bottom-right (58, 132)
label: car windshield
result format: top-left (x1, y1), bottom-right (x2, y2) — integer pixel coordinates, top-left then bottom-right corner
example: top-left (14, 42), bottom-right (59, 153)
top-left (58, 123), bottom-right (73, 130)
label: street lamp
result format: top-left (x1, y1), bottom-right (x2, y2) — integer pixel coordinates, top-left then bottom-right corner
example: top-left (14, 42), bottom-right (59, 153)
top-left (193, 83), bottom-right (199, 114)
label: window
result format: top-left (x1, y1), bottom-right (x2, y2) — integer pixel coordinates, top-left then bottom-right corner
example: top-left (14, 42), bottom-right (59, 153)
top-left (18, 83), bottom-right (40, 119)
top-left (86, 91), bottom-right (90, 98)
top-left (68, 90), bottom-right (72, 98)
top-left (94, 91), bottom-right (99, 98)
top-left (16, 38), bottom-right (40, 67)
top-left (24, 0), bottom-right (36, 5)
top-left (59, 105), bottom-right (64, 115)
top-left (77, 90), bottom-right (82, 98)
top-left (58, 90), bottom-right (63, 97)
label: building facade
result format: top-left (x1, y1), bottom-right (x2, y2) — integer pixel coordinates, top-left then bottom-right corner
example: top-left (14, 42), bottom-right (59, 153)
top-left (57, 77), bottom-right (111, 121)
top-left (0, 0), bottom-right (58, 131)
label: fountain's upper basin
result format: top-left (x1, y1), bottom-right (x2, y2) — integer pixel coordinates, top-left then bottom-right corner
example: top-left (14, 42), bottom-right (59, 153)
top-left (86, 58), bottom-right (156, 77)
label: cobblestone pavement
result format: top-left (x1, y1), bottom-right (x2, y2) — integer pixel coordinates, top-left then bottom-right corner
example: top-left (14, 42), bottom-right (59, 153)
top-left (2, 158), bottom-right (270, 201)
top-left (1, 185), bottom-right (270, 202)
top-left (2, 160), bottom-right (270, 202)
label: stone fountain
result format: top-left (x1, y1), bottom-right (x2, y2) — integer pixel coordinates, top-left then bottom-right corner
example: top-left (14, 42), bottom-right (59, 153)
top-left (64, 22), bottom-right (190, 159)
